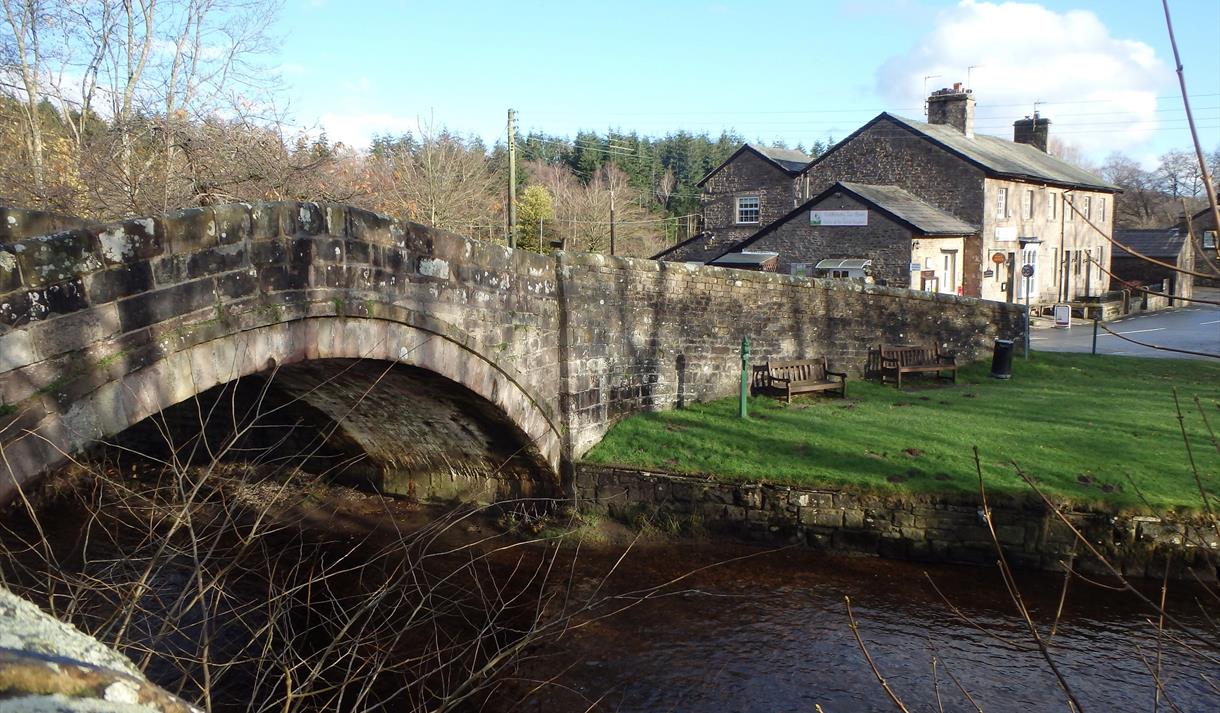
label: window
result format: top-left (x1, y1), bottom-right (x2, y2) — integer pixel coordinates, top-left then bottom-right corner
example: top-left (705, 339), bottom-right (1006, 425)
top-left (1204, 231), bottom-right (1217, 249)
top-left (1047, 192), bottom-right (1057, 221)
top-left (736, 196), bottom-right (759, 224)
top-left (996, 187), bottom-right (1009, 219)
top-left (1052, 248), bottom-right (1059, 286)
top-left (1081, 196), bottom-right (1091, 222)
top-left (1098, 198), bottom-right (1106, 222)
top-left (1074, 251), bottom-right (1081, 276)
top-left (1023, 189), bottom-right (1034, 219)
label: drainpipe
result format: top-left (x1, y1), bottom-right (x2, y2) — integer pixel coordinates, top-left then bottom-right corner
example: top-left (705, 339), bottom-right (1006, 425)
top-left (1060, 190), bottom-right (1071, 303)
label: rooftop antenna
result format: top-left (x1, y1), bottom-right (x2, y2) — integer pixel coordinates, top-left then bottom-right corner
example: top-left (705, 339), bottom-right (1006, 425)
top-left (1033, 99), bottom-right (1044, 118)
top-left (967, 64), bottom-right (983, 87)
top-left (923, 74), bottom-right (942, 116)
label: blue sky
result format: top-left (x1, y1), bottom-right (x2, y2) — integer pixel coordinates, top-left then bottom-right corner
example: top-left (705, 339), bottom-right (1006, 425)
top-left (276, 0), bottom-right (1220, 166)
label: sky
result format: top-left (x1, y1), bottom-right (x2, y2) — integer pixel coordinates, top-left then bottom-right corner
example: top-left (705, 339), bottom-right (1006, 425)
top-left (273, 0), bottom-right (1220, 167)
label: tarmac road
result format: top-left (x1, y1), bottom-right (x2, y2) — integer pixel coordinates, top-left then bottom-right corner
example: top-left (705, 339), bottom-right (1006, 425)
top-left (1030, 288), bottom-right (1220, 360)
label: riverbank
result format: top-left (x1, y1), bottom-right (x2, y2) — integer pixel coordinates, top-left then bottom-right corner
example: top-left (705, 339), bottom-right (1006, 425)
top-left (575, 464), bottom-right (1220, 581)
top-left (584, 352), bottom-right (1220, 511)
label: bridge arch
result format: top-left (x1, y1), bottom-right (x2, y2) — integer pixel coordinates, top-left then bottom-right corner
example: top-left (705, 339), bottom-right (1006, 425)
top-left (0, 201), bottom-right (565, 501)
top-left (1, 313), bottom-right (561, 500)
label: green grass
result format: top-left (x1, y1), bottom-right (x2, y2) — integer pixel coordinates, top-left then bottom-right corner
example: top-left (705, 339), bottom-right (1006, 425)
top-left (584, 353), bottom-right (1220, 512)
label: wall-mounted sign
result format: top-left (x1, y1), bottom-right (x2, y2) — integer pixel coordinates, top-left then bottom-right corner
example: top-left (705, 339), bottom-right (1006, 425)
top-left (909, 262), bottom-right (921, 272)
top-left (995, 226), bottom-right (1018, 241)
top-left (983, 269), bottom-right (995, 278)
top-left (991, 252), bottom-right (1007, 265)
top-left (811, 210), bottom-right (868, 226)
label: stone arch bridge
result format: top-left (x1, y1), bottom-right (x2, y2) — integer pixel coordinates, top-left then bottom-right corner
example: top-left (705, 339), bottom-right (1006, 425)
top-left (0, 203), bottom-right (1022, 503)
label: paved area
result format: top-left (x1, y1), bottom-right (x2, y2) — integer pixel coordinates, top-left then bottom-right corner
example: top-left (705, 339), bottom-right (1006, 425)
top-left (1029, 288), bottom-right (1220, 359)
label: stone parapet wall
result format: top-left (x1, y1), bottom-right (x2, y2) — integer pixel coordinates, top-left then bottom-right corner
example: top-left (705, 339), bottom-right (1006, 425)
top-left (576, 465), bottom-right (1220, 581)
top-left (558, 254), bottom-right (1025, 457)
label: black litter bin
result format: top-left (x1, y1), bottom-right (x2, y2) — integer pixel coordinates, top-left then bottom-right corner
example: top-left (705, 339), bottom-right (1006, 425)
top-left (990, 339), bottom-right (1014, 379)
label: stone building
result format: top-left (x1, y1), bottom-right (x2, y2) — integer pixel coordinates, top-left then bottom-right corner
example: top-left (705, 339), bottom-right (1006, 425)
top-left (1110, 228), bottom-right (1194, 302)
top-left (721, 182), bottom-right (975, 289)
top-left (681, 85), bottom-right (1119, 307)
top-left (653, 144), bottom-right (810, 263)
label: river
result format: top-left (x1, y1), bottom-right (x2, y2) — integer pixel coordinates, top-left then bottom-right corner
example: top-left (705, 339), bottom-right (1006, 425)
top-left (4, 471), bottom-right (1216, 712)
top-left (495, 540), bottom-right (1218, 712)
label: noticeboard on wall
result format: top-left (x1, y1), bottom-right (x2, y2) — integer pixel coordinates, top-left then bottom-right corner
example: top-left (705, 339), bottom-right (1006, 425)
top-left (810, 210), bottom-right (868, 226)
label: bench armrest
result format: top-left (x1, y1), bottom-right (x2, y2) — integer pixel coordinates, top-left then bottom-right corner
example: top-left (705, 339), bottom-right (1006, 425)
top-left (769, 376), bottom-right (792, 384)
top-left (825, 370), bottom-right (848, 378)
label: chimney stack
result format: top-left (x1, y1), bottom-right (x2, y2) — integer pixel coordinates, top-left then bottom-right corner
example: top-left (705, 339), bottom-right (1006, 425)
top-left (927, 83), bottom-right (975, 138)
top-left (1013, 112), bottom-right (1051, 152)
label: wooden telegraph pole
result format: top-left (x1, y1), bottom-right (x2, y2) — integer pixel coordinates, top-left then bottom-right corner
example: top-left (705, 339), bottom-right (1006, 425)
top-left (507, 109), bottom-right (517, 249)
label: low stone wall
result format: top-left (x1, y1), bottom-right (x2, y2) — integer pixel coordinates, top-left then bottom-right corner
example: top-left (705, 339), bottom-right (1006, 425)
top-left (575, 464), bottom-right (1220, 581)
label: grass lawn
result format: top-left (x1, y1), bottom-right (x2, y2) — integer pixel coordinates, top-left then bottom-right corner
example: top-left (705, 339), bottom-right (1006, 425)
top-left (584, 352), bottom-right (1220, 512)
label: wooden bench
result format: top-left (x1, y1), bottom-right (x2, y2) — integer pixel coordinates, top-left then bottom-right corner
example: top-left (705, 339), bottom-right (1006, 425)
top-left (757, 358), bottom-right (847, 403)
top-left (879, 344), bottom-right (957, 390)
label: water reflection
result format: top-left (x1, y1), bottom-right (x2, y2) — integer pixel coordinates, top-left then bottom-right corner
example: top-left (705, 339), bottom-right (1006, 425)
top-left (508, 544), bottom-right (1217, 712)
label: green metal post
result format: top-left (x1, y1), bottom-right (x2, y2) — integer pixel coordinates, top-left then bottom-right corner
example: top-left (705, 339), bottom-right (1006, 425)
top-left (739, 335), bottom-right (750, 420)
top-left (1092, 318), bottom-right (1099, 355)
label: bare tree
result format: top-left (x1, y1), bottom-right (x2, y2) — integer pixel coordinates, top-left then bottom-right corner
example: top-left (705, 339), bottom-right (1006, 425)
top-left (369, 122), bottom-right (504, 235)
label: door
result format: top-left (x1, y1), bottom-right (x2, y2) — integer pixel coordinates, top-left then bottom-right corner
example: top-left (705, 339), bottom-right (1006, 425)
top-left (1005, 252), bottom-right (1016, 302)
top-left (941, 250), bottom-right (957, 294)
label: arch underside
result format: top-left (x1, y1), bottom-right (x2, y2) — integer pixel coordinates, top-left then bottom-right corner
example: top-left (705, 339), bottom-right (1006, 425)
top-left (0, 317), bottom-right (562, 502)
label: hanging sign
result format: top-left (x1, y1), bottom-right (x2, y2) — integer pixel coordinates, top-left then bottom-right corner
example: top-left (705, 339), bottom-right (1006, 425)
top-left (991, 252), bottom-right (1007, 265)
top-left (810, 210), bottom-right (868, 226)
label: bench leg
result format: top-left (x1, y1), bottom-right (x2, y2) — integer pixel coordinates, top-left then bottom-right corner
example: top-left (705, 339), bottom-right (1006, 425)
top-left (896, 371), bottom-right (902, 391)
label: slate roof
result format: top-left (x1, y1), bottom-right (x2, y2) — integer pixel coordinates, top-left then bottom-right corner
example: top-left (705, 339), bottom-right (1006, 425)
top-left (836, 182), bottom-right (977, 235)
top-left (696, 143), bottom-right (811, 186)
top-left (708, 251), bottom-right (778, 267)
top-left (1113, 228), bottom-right (1186, 259)
top-left (751, 144), bottom-right (812, 172)
top-left (810, 113), bottom-right (1118, 192)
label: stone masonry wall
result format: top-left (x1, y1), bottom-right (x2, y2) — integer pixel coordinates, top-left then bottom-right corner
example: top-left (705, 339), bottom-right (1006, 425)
top-left (577, 465), bottom-right (1220, 581)
top-left (557, 253), bottom-right (1026, 458)
top-left (742, 190), bottom-right (918, 283)
top-left (700, 150), bottom-right (798, 245)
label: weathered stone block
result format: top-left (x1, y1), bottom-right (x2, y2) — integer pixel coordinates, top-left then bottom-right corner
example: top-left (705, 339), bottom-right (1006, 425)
top-left (93, 218), bottom-right (162, 265)
top-left (163, 207), bottom-right (217, 253)
top-left (116, 279), bottom-right (216, 332)
top-left (84, 261), bottom-right (154, 303)
top-left (12, 231), bottom-right (102, 286)
top-left (214, 203), bottom-right (252, 245)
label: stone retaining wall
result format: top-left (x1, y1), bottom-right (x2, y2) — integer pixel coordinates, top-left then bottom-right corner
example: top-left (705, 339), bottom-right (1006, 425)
top-left (576, 464), bottom-right (1220, 581)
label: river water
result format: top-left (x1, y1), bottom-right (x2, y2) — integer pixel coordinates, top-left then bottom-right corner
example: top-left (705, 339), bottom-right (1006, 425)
top-left (501, 541), bottom-right (1218, 713)
top-left (6, 471), bottom-right (1216, 712)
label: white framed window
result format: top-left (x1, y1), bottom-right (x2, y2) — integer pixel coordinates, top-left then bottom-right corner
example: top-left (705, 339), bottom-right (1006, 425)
top-left (1098, 198), bottom-right (1106, 222)
top-left (1081, 196), bottom-right (1091, 221)
top-left (996, 187), bottom-right (1009, 219)
top-left (1023, 189), bottom-right (1034, 219)
top-left (1047, 191), bottom-right (1057, 221)
top-left (736, 195), bottom-right (760, 224)
top-left (1204, 231), bottom-right (1217, 249)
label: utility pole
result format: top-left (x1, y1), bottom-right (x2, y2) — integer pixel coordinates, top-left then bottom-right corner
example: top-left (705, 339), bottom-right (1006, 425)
top-left (609, 184), bottom-right (617, 256)
top-left (507, 108), bottom-right (517, 249)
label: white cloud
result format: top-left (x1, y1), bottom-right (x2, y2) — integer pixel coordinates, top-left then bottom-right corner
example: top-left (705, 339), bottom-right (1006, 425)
top-left (876, 1), bottom-right (1170, 157)
top-left (316, 111), bottom-right (420, 148)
